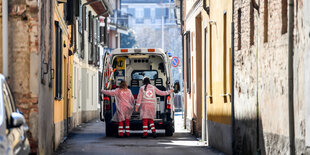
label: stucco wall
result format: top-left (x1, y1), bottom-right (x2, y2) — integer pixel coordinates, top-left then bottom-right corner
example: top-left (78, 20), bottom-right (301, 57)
top-left (38, 0), bottom-right (55, 154)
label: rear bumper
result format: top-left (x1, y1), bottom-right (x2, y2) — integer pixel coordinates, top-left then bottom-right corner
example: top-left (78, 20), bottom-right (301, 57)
top-left (107, 119), bottom-right (174, 130)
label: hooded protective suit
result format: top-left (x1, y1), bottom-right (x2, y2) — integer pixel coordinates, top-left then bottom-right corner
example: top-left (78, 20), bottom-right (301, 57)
top-left (136, 84), bottom-right (170, 119)
top-left (101, 88), bottom-right (135, 122)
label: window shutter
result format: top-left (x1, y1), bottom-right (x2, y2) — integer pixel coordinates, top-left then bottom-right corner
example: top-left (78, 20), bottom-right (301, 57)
top-left (104, 18), bottom-right (108, 46)
top-left (65, 0), bottom-right (74, 25)
top-left (82, 7), bottom-right (86, 31)
top-left (55, 21), bottom-right (63, 99)
top-left (74, 0), bottom-right (81, 17)
top-left (88, 11), bottom-right (92, 41)
top-left (186, 31), bottom-right (191, 93)
top-left (100, 26), bottom-right (104, 44)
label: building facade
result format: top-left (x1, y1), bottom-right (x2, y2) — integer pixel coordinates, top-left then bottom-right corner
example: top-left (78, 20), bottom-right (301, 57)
top-left (121, 0), bottom-right (183, 85)
top-left (233, 0), bottom-right (310, 154)
top-left (0, 0), bottom-right (113, 154)
top-left (178, 0), bottom-right (233, 153)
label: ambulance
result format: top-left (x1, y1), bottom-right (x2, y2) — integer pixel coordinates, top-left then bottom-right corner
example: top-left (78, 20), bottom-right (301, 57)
top-left (100, 48), bottom-right (180, 136)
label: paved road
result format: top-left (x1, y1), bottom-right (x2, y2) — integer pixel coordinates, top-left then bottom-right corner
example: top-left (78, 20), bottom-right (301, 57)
top-left (54, 114), bottom-right (225, 155)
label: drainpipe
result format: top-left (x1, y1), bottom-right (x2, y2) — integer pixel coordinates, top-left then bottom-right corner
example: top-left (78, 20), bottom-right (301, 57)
top-left (201, 0), bottom-right (208, 143)
top-left (231, 0), bottom-right (235, 154)
top-left (288, 0), bottom-right (295, 154)
top-left (2, 0), bottom-right (8, 77)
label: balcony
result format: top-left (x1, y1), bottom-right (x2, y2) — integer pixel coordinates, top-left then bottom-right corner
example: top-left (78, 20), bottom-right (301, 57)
top-left (109, 10), bottom-right (129, 32)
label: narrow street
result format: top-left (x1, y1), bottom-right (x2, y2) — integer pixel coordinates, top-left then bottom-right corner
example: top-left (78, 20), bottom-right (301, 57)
top-left (1, 0), bottom-right (310, 154)
top-left (54, 113), bottom-right (225, 155)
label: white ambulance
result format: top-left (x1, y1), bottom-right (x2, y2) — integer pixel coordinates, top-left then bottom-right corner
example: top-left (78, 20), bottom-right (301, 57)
top-left (100, 48), bottom-right (180, 136)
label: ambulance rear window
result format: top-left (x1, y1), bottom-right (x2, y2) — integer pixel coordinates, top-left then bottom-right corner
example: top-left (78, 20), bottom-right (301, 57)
top-left (132, 70), bottom-right (158, 80)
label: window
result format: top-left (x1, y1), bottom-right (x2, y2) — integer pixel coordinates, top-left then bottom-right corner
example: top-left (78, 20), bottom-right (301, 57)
top-left (82, 7), bottom-right (87, 31)
top-left (74, 0), bottom-right (81, 17)
top-left (78, 4), bottom-right (83, 34)
top-left (282, 0), bottom-right (288, 34)
top-left (132, 70), bottom-right (158, 80)
top-left (164, 8), bottom-right (169, 18)
top-left (96, 46), bottom-right (100, 66)
top-left (151, 8), bottom-right (155, 19)
top-left (185, 31), bottom-right (191, 93)
top-left (136, 8), bottom-right (145, 23)
top-left (55, 21), bottom-right (63, 100)
top-left (264, 0), bottom-right (268, 42)
top-left (104, 18), bottom-right (108, 46)
top-left (96, 19), bottom-right (100, 43)
top-left (144, 8), bottom-right (150, 19)
top-left (250, 4), bottom-right (255, 46)
top-left (237, 9), bottom-right (242, 50)
top-left (136, 8), bottom-right (144, 19)
top-left (89, 41), bottom-right (93, 64)
top-left (155, 8), bottom-right (163, 19)
top-left (100, 26), bottom-right (104, 44)
top-left (64, 0), bottom-right (74, 25)
top-left (128, 8), bottom-right (135, 17)
top-left (89, 14), bottom-right (95, 64)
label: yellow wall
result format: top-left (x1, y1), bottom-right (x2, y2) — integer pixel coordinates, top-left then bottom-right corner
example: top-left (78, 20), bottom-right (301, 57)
top-left (53, 2), bottom-right (73, 123)
top-left (184, 0), bottom-right (232, 126)
top-left (206, 0), bottom-right (232, 125)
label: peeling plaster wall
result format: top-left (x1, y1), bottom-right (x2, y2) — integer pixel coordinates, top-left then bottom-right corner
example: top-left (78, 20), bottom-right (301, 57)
top-left (8, 0), bottom-right (40, 153)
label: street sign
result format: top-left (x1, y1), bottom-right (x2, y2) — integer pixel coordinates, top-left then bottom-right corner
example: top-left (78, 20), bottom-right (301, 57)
top-left (171, 57), bottom-right (179, 67)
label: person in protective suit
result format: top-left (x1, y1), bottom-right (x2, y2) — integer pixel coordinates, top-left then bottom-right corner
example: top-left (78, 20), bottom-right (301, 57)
top-left (136, 77), bottom-right (173, 138)
top-left (101, 80), bottom-right (135, 137)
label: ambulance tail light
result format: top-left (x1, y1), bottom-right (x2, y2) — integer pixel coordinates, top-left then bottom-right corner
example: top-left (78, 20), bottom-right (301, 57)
top-left (148, 49), bottom-right (155, 52)
top-left (166, 95), bottom-right (171, 109)
top-left (104, 97), bottom-right (111, 110)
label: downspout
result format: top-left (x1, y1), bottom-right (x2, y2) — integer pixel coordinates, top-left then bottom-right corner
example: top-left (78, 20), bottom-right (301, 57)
top-left (288, 0), bottom-right (295, 154)
top-left (251, 0), bottom-right (261, 154)
top-left (202, 0), bottom-right (208, 143)
top-left (180, 0), bottom-right (186, 129)
top-left (2, 0), bottom-right (8, 77)
top-left (231, 0), bottom-right (235, 154)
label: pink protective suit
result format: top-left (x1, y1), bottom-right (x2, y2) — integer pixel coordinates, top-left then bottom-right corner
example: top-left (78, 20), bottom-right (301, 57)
top-left (136, 84), bottom-right (170, 119)
top-left (101, 88), bottom-right (135, 122)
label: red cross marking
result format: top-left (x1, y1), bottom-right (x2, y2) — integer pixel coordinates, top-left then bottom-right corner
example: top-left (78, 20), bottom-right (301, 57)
top-left (146, 90), bottom-right (153, 98)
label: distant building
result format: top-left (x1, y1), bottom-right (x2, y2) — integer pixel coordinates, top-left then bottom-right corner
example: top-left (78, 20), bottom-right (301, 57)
top-left (120, 0), bottom-right (182, 87)
top-left (121, 0), bottom-right (179, 50)
top-left (121, 0), bottom-right (176, 28)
